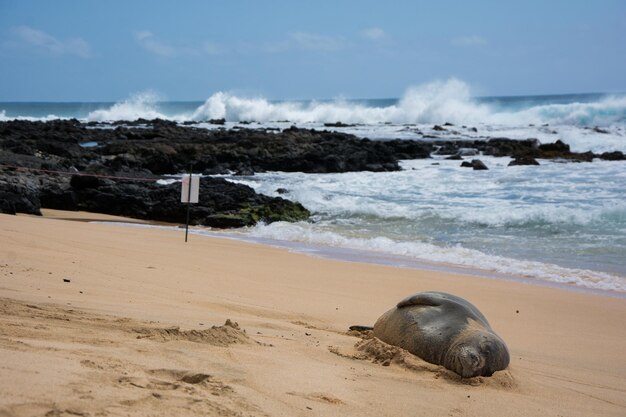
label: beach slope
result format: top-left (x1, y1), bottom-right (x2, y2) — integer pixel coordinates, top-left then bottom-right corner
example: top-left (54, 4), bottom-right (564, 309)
top-left (0, 213), bottom-right (624, 416)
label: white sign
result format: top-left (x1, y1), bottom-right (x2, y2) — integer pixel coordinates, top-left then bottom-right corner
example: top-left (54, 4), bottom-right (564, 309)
top-left (181, 174), bottom-right (200, 203)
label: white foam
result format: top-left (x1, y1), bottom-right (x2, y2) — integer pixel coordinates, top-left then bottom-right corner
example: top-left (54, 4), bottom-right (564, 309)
top-left (230, 157), bottom-right (626, 228)
top-left (489, 95), bottom-right (626, 126)
top-left (190, 79), bottom-right (492, 124)
top-left (182, 81), bottom-right (626, 154)
top-left (225, 156), bottom-right (626, 288)
top-left (191, 91), bottom-right (391, 124)
top-left (189, 80), bottom-right (626, 128)
top-left (86, 92), bottom-right (172, 122)
top-left (0, 110), bottom-right (68, 122)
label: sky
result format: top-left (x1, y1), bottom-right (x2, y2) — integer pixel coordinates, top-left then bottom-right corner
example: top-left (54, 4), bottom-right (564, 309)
top-left (0, 0), bottom-right (625, 101)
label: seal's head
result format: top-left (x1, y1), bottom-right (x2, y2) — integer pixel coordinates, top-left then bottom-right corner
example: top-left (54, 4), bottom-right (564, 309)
top-left (446, 331), bottom-right (510, 378)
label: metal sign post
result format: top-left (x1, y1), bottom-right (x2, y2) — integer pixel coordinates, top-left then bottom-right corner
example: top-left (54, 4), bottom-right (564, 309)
top-left (181, 167), bottom-right (200, 242)
top-left (185, 174), bottom-right (192, 243)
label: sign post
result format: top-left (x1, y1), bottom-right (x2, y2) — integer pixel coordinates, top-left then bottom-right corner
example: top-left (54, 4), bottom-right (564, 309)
top-left (181, 169), bottom-right (200, 242)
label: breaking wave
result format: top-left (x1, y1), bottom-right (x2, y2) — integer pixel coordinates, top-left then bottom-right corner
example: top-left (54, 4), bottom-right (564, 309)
top-left (190, 79), bottom-right (626, 126)
top-left (87, 92), bottom-right (171, 122)
top-left (191, 79), bottom-right (492, 124)
top-left (488, 95), bottom-right (626, 126)
top-left (77, 79), bottom-right (626, 127)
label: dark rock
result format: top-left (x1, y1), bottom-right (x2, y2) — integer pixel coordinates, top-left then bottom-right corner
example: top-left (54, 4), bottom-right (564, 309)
top-left (209, 118), bottom-right (226, 125)
top-left (536, 140), bottom-right (593, 162)
top-left (445, 155), bottom-right (464, 160)
top-left (203, 214), bottom-right (252, 228)
top-left (70, 123), bottom-right (416, 174)
top-left (432, 125), bottom-right (446, 131)
top-left (70, 174), bottom-right (102, 189)
top-left (592, 127), bottom-right (609, 134)
top-left (508, 157), bottom-right (540, 166)
top-left (480, 138), bottom-right (594, 163)
top-left (0, 120), bottom-right (317, 226)
top-left (443, 122), bottom-right (454, 126)
top-left (380, 140), bottom-right (432, 160)
top-left (234, 166), bottom-right (255, 176)
top-left (323, 122), bottom-right (356, 128)
top-left (471, 159), bottom-right (489, 170)
top-left (3, 119), bottom-right (624, 226)
top-left (457, 148), bottom-right (478, 156)
top-left (275, 188), bottom-right (289, 194)
top-left (569, 151), bottom-right (594, 162)
top-left (39, 175), bottom-right (310, 228)
top-left (599, 151), bottom-right (625, 161)
top-left (538, 140), bottom-right (569, 153)
top-left (0, 172), bottom-right (42, 215)
top-left (484, 138), bottom-right (540, 157)
top-left (469, 127), bottom-right (478, 132)
top-left (461, 159), bottom-right (488, 170)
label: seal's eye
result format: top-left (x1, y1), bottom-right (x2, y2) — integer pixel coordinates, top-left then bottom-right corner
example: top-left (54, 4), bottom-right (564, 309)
top-left (481, 344), bottom-right (492, 357)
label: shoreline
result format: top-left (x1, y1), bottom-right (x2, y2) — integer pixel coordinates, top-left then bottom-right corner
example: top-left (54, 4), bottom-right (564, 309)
top-left (1, 212), bottom-right (625, 416)
top-left (78, 213), bottom-right (626, 300)
top-left (194, 228), bottom-right (626, 300)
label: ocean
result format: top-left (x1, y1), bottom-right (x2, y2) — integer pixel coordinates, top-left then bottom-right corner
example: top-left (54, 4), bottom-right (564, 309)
top-left (2, 79), bottom-right (625, 295)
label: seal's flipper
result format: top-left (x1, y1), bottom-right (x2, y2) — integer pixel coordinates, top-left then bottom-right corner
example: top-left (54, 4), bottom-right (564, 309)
top-left (396, 292), bottom-right (450, 308)
top-left (397, 291), bottom-right (489, 324)
top-left (349, 325), bottom-right (373, 331)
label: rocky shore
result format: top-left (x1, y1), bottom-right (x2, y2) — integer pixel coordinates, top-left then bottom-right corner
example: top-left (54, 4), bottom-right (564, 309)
top-left (1, 119), bottom-right (624, 227)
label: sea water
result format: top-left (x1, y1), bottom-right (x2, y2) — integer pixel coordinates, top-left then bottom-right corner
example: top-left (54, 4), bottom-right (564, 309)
top-left (2, 79), bottom-right (625, 294)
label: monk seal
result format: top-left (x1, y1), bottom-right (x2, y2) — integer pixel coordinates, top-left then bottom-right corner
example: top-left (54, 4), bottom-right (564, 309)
top-left (351, 291), bottom-right (509, 378)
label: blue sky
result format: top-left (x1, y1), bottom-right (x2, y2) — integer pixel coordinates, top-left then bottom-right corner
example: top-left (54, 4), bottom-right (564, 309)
top-left (0, 0), bottom-right (625, 101)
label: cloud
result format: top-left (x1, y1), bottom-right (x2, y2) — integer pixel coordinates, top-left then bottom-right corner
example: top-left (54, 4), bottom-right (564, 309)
top-left (261, 40), bottom-right (291, 54)
top-left (135, 31), bottom-right (176, 57)
top-left (133, 30), bottom-right (347, 57)
top-left (135, 31), bottom-right (221, 57)
top-left (203, 41), bottom-right (222, 56)
top-left (290, 32), bottom-right (346, 51)
top-left (361, 27), bottom-right (386, 41)
top-left (13, 25), bottom-right (91, 58)
top-left (451, 35), bottom-right (487, 47)
top-left (260, 33), bottom-right (346, 54)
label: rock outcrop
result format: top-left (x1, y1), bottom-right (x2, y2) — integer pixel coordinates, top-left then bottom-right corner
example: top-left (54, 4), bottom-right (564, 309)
top-left (2, 119), bottom-right (624, 224)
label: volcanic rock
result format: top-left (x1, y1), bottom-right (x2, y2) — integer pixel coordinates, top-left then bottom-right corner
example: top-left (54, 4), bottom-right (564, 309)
top-left (461, 159), bottom-right (489, 170)
top-left (508, 156), bottom-right (540, 166)
top-left (599, 151), bottom-right (625, 161)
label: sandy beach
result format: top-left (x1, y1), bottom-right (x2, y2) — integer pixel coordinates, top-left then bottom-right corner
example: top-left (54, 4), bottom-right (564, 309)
top-left (0, 211), bottom-right (625, 417)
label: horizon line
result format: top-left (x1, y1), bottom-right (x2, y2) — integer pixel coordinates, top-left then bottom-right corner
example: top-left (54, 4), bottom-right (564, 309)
top-left (0, 91), bottom-right (621, 105)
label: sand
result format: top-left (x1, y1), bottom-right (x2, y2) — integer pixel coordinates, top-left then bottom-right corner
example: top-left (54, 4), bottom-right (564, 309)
top-left (0, 211), bottom-right (625, 417)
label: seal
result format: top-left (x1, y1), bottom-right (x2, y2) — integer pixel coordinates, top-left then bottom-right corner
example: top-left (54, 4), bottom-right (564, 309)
top-left (354, 291), bottom-right (510, 378)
